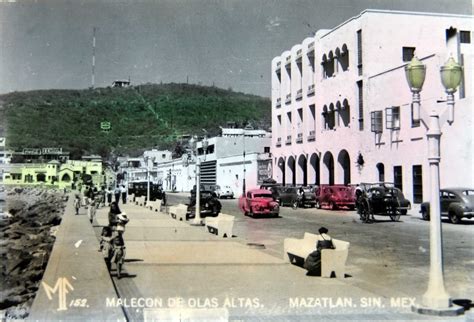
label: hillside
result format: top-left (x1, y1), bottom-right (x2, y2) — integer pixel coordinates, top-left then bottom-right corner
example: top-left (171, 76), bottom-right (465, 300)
top-left (1, 83), bottom-right (271, 158)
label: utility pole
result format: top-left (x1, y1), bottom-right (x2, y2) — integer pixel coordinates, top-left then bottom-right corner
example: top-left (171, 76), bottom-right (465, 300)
top-left (91, 27), bottom-right (97, 88)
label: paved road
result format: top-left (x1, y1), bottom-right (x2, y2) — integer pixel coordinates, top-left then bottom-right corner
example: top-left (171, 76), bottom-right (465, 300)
top-left (166, 193), bottom-right (474, 304)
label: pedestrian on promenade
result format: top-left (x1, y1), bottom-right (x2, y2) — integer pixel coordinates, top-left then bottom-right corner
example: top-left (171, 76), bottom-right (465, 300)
top-left (73, 194), bottom-right (81, 215)
top-left (99, 226), bottom-right (114, 270)
top-left (108, 201), bottom-right (122, 228)
top-left (120, 185), bottom-right (127, 204)
top-left (107, 186), bottom-right (113, 205)
top-left (114, 186), bottom-right (121, 204)
top-left (88, 199), bottom-right (97, 224)
top-left (304, 227), bottom-right (335, 276)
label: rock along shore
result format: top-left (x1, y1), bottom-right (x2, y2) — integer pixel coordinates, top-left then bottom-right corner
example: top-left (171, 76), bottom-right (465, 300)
top-left (0, 187), bottom-right (66, 320)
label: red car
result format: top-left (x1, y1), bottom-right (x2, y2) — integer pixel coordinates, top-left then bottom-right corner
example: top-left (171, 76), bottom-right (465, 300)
top-left (238, 189), bottom-right (280, 217)
top-left (315, 184), bottom-right (356, 210)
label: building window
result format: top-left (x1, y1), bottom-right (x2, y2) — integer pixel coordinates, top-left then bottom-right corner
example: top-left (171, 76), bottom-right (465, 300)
top-left (357, 30), bottom-right (362, 76)
top-left (402, 47), bottom-right (416, 62)
top-left (460, 30), bottom-right (471, 43)
top-left (413, 165), bottom-right (423, 204)
top-left (394, 166), bottom-right (403, 191)
top-left (357, 81), bottom-right (363, 131)
top-left (12, 173), bottom-right (22, 180)
top-left (385, 106), bottom-right (400, 130)
top-left (264, 146), bottom-right (270, 153)
top-left (370, 111), bottom-right (383, 133)
top-left (411, 104), bottom-right (421, 127)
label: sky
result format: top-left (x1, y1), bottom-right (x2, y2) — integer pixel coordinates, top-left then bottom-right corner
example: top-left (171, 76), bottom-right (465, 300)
top-left (0, 0), bottom-right (471, 97)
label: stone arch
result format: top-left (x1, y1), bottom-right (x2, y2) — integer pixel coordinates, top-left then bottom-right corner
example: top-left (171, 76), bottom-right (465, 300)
top-left (339, 44), bottom-right (349, 71)
top-left (287, 156), bottom-right (296, 186)
top-left (297, 154), bottom-right (308, 186)
top-left (309, 153), bottom-right (320, 186)
top-left (376, 162), bottom-right (385, 182)
top-left (340, 98), bottom-right (350, 127)
top-left (337, 149), bottom-right (351, 185)
top-left (277, 157), bottom-right (286, 185)
top-left (322, 152), bottom-right (334, 185)
top-left (62, 173), bottom-right (71, 182)
top-left (36, 173), bottom-right (46, 182)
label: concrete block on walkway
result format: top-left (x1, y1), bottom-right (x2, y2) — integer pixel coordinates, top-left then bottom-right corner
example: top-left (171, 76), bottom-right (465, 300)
top-left (127, 193), bottom-right (135, 203)
top-left (283, 232), bottom-right (349, 278)
top-left (169, 204), bottom-right (188, 221)
top-left (135, 196), bottom-right (146, 207)
top-left (205, 213), bottom-right (234, 238)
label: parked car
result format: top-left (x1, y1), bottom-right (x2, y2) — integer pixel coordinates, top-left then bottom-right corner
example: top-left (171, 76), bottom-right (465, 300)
top-left (260, 182), bottom-right (285, 203)
top-left (128, 181), bottom-right (166, 203)
top-left (296, 186), bottom-right (317, 208)
top-left (238, 189), bottom-right (279, 217)
top-left (420, 188), bottom-right (474, 224)
top-left (356, 183), bottom-right (411, 222)
top-left (186, 189), bottom-right (222, 219)
top-left (315, 184), bottom-right (356, 210)
top-left (278, 186), bottom-right (299, 207)
top-left (215, 185), bottom-right (234, 199)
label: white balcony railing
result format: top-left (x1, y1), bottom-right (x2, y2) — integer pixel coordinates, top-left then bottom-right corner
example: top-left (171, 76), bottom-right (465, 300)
top-left (285, 94), bottom-right (292, 104)
top-left (307, 84), bottom-right (315, 96)
top-left (276, 137), bottom-right (282, 147)
top-left (285, 135), bottom-right (292, 145)
top-left (296, 89), bottom-right (303, 100)
top-left (296, 132), bottom-right (303, 143)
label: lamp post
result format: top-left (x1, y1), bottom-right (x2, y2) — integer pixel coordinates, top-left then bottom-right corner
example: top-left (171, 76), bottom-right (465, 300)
top-left (192, 136), bottom-right (208, 225)
top-left (405, 56), bottom-right (463, 315)
top-left (144, 156), bottom-right (156, 204)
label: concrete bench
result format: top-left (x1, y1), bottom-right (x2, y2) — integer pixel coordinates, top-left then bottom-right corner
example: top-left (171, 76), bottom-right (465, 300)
top-left (147, 200), bottom-right (162, 212)
top-left (205, 213), bottom-right (234, 238)
top-left (168, 204), bottom-right (188, 221)
top-left (135, 196), bottom-right (146, 207)
top-left (283, 232), bottom-right (349, 278)
top-left (127, 193), bottom-right (135, 203)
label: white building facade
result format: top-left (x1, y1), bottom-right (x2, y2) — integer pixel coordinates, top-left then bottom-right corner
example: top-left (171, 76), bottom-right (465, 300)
top-left (271, 9), bottom-right (473, 206)
top-left (138, 129), bottom-right (272, 194)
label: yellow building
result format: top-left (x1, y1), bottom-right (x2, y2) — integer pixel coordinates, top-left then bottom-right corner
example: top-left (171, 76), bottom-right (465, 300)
top-left (3, 160), bottom-right (104, 189)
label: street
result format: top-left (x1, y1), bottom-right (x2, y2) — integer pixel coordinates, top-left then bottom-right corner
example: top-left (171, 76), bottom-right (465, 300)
top-left (166, 193), bottom-right (474, 302)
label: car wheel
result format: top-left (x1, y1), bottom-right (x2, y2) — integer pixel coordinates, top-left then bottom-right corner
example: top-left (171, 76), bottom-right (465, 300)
top-left (316, 200), bottom-right (321, 209)
top-left (330, 202), bottom-right (337, 210)
top-left (449, 211), bottom-right (461, 224)
top-left (421, 208), bottom-right (430, 221)
top-left (401, 209), bottom-right (407, 216)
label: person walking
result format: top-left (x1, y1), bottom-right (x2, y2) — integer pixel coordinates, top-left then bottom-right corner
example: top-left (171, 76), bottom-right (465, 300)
top-left (108, 202), bottom-right (122, 228)
top-left (73, 194), bottom-right (81, 215)
top-left (107, 186), bottom-right (113, 206)
top-left (114, 186), bottom-right (121, 204)
top-left (120, 184), bottom-right (127, 204)
top-left (88, 199), bottom-right (97, 224)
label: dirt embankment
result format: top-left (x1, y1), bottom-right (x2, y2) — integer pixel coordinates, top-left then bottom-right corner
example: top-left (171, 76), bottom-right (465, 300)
top-left (0, 188), bottom-right (66, 319)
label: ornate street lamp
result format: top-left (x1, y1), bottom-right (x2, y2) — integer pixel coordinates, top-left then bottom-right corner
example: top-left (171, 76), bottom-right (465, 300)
top-left (406, 56), bottom-right (464, 315)
top-left (440, 57), bottom-right (463, 124)
top-left (404, 56), bottom-right (426, 122)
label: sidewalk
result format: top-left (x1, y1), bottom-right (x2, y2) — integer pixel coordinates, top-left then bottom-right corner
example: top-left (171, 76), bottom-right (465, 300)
top-left (28, 196), bottom-right (125, 321)
top-left (93, 201), bottom-right (462, 321)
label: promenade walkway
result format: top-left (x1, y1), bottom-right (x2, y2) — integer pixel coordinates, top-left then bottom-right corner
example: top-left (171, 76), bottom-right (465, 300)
top-left (29, 198), bottom-right (468, 321)
top-left (28, 196), bottom-right (125, 321)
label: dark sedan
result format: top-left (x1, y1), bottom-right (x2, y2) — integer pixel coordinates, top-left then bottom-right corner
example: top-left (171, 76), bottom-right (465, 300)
top-left (420, 188), bottom-right (474, 224)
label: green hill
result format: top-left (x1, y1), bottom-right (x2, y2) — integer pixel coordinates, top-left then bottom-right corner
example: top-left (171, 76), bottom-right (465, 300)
top-left (0, 83), bottom-right (271, 158)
